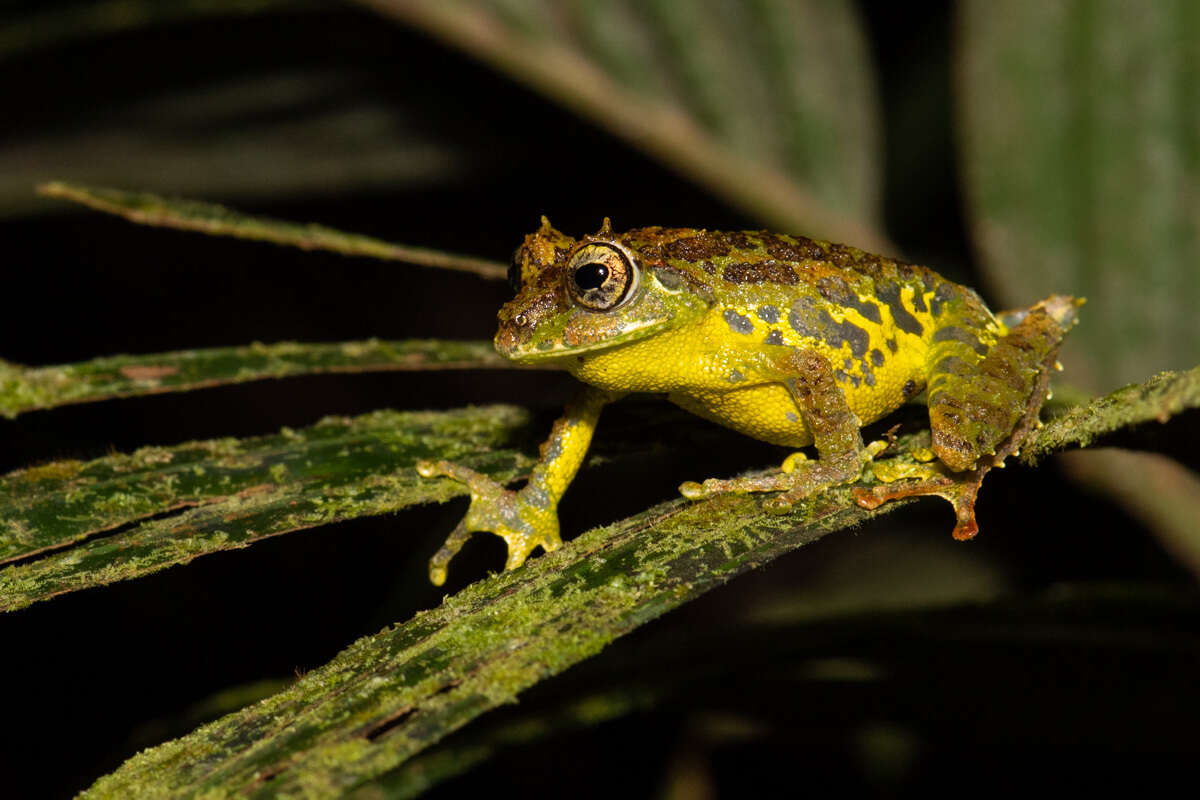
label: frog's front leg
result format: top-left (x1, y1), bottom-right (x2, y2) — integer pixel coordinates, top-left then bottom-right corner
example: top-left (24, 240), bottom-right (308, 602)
top-left (417, 386), bottom-right (621, 585)
top-left (680, 349), bottom-right (870, 511)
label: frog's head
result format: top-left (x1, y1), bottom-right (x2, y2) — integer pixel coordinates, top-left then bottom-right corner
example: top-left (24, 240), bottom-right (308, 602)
top-left (495, 218), bottom-right (710, 363)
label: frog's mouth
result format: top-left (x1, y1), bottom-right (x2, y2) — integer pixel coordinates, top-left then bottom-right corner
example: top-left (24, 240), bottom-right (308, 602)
top-left (495, 313), bottom-right (679, 363)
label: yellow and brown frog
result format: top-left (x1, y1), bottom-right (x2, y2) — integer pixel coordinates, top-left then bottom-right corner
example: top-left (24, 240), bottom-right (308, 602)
top-left (418, 218), bottom-right (1080, 585)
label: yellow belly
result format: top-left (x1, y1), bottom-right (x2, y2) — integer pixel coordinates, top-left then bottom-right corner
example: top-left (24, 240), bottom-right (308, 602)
top-left (669, 384), bottom-right (816, 447)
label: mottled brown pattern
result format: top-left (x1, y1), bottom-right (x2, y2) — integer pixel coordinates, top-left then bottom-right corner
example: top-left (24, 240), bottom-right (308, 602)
top-left (931, 426), bottom-right (974, 470)
top-left (663, 235), bottom-right (732, 261)
top-left (849, 254), bottom-right (887, 278)
top-left (725, 231), bottom-right (758, 250)
top-left (531, 265), bottom-right (566, 292)
top-left (761, 233), bottom-right (825, 262)
top-left (722, 260), bottom-right (799, 285)
top-left (824, 242), bottom-right (858, 268)
top-left (977, 348), bottom-right (1036, 393)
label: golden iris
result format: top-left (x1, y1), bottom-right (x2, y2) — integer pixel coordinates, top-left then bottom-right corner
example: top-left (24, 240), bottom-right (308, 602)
top-left (566, 243), bottom-right (638, 311)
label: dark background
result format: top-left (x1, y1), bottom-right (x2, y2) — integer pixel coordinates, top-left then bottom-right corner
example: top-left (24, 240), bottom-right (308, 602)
top-left (1, 3), bottom-right (1196, 797)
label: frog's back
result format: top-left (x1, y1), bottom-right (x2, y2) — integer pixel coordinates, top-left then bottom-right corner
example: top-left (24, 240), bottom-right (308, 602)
top-left (585, 228), bottom-right (1004, 447)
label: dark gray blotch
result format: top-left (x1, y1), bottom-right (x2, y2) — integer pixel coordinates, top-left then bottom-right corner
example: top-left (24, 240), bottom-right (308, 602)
top-left (929, 282), bottom-right (956, 317)
top-left (655, 268), bottom-right (684, 290)
top-left (817, 275), bottom-right (882, 324)
top-left (785, 411), bottom-right (799, 422)
top-left (875, 282), bottom-right (924, 337)
top-left (935, 355), bottom-right (972, 376)
top-left (765, 329), bottom-right (784, 346)
top-left (886, 337), bottom-right (898, 353)
top-left (844, 357), bottom-right (854, 370)
top-left (910, 285), bottom-right (928, 313)
top-left (870, 348), bottom-right (885, 367)
top-left (756, 305), bottom-right (780, 323)
top-left (932, 325), bottom-right (988, 355)
top-left (724, 309), bottom-right (754, 334)
top-left (860, 360), bottom-right (876, 387)
top-left (834, 369), bottom-right (848, 384)
top-left (789, 297), bottom-right (870, 358)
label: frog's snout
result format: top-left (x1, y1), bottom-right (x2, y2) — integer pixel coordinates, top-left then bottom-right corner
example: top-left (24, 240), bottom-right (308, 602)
top-left (494, 289), bottom-right (555, 356)
top-left (494, 319), bottom-right (524, 356)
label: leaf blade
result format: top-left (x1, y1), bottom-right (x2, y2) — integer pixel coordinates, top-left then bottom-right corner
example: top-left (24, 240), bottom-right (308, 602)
top-left (359, 0), bottom-right (888, 249)
top-left (0, 338), bottom-right (517, 419)
top-left (959, 0), bottom-right (1200, 391)
top-left (0, 406), bottom-right (534, 612)
top-left (37, 182), bottom-right (508, 279)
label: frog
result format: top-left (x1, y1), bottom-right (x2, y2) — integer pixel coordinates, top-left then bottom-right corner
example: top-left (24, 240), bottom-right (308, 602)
top-left (417, 218), bottom-right (1080, 586)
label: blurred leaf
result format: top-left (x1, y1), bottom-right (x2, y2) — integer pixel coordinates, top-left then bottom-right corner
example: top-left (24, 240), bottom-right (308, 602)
top-left (354, 688), bottom-right (660, 798)
top-left (38, 182), bottom-right (507, 278)
top-left (0, 338), bottom-right (516, 419)
top-left (0, 0), bottom-right (308, 59)
top-left (1061, 449), bottom-right (1200, 576)
top-left (959, 0), bottom-right (1200, 392)
top-left (360, 0), bottom-right (889, 250)
top-left (0, 406), bottom-right (535, 612)
top-left (1, 55), bottom-right (472, 215)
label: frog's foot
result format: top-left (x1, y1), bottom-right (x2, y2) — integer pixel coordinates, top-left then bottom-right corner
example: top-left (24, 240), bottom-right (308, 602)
top-left (417, 460), bottom-right (562, 586)
top-left (680, 444), bottom-right (876, 514)
top-left (851, 457), bottom-right (985, 540)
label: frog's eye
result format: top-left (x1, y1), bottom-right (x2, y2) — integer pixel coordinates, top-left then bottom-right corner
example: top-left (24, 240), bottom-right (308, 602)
top-left (507, 246), bottom-right (524, 294)
top-left (566, 243), bottom-right (638, 311)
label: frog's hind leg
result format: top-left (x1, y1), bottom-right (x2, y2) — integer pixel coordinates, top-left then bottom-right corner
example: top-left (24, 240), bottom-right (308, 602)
top-left (854, 468), bottom-right (985, 540)
top-left (926, 295), bottom-right (1081, 471)
top-left (680, 349), bottom-right (869, 511)
top-left (855, 295), bottom-right (1081, 537)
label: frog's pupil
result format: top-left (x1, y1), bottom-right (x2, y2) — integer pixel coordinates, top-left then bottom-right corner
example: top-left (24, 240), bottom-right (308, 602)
top-left (575, 262), bottom-right (609, 291)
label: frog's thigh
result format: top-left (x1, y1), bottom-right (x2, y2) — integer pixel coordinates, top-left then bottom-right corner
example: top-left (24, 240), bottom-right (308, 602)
top-left (681, 349), bottom-right (866, 505)
top-left (926, 324), bottom-right (1033, 471)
